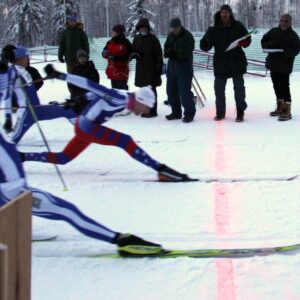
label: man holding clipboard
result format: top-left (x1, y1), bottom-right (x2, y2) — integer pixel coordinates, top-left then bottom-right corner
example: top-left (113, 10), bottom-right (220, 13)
top-left (261, 14), bottom-right (300, 121)
top-left (200, 4), bottom-right (251, 122)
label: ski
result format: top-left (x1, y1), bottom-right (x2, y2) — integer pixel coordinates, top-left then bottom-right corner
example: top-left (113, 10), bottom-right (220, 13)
top-left (86, 242), bottom-right (300, 259)
top-left (32, 235), bottom-right (58, 242)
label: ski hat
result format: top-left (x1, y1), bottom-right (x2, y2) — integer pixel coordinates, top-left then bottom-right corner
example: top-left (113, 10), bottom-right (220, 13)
top-left (68, 15), bottom-right (77, 22)
top-left (113, 24), bottom-right (126, 35)
top-left (135, 86), bottom-right (155, 108)
top-left (170, 18), bottom-right (182, 28)
top-left (220, 4), bottom-right (232, 13)
top-left (76, 49), bottom-right (88, 59)
top-left (13, 46), bottom-right (29, 60)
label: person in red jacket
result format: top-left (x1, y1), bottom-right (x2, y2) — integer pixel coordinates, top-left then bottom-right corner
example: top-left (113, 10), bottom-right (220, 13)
top-left (102, 24), bottom-right (132, 90)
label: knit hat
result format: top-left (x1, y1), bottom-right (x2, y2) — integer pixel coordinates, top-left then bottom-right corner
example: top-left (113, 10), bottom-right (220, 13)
top-left (112, 24), bottom-right (126, 35)
top-left (220, 4), bottom-right (232, 12)
top-left (135, 86), bottom-right (155, 108)
top-left (68, 15), bottom-right (77, 22)
top-left (13, 46), bottom-right (29, 60)
top-left (76, 49), bottom-right (88, 59)
top-left (170, 18), bottom-right (182, 28)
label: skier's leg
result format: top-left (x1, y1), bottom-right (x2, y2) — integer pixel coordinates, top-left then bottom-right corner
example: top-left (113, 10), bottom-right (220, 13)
top-left (30, 187), bottom-right (117, 242)
top-left (23, 135), bottom-right (90, 164)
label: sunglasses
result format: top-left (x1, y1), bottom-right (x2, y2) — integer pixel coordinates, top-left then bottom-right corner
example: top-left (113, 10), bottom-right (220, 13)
top-left (280, 19), bottom-right (288, 23)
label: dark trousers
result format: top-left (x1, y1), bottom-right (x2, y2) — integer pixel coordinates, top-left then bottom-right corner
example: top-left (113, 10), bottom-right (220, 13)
top-left (167, 61), bottom-right (196, 118)
top-left (270, 72), bottom-right (291, 102)
top-left (214, 75), bottom-right (247, 116)
top-left (111, 80), bottom-right (128, 90)
top-left (150, 86), bottom-right (157, 115)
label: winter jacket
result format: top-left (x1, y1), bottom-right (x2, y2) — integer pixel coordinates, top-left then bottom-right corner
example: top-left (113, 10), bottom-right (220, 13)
top-left (103, 35), bottom-right (132, 81)
top-left (58, 23), bottom-right (90, 65)
top-left (69, 61), bottom-right (100, 97)
top-left (261, 27), bottom-right (300, 74)
top-left (164, 27), bottom-right (195, 64)
top-left (132, 19), bottom-right (163, 87)
top-left (200, 20), bottom-right (251, 78)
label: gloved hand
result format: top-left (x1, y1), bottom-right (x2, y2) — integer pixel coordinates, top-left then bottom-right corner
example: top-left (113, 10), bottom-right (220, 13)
top-left (64, 95), bottom-right (87, 115)
top-left (102, 49), bottom-right (109, 58)
top-left (44, 64), bottom-right (66, 80)
top-left (108, 55), bottom-right (115, 61)
top-left (238, 39), bottom-right (249, 48)
top-left (3, 115), bottom-right (12, 133)
top-left (130, 53), bottom-right (140, 60)
top-left (167, 50), bottom-right (177, 59)
top-left (58, 55), bottom-right (65, 63)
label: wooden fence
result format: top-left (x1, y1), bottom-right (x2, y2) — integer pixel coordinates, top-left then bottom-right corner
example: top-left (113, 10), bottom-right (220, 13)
top-left (0, 192), bottom-right (32, 300)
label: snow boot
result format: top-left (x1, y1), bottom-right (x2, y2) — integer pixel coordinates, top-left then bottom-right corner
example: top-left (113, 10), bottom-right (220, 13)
top-left (157, 164), bottom-right (198, 182)
top-left (270, 99), bottom-right (284, 117)
top-left (235, 110), bottom-right (244, 122)
top-left (113, 233), bottom-right (163, 256)
top-left (278, 102), bottom-right (292, 121)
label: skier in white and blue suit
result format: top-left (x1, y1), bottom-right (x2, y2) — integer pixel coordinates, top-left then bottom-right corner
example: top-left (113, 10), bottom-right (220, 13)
top-left (0, 130), bottom-right (163, 256)
top-left (0, 45), bottom-right (77, 143)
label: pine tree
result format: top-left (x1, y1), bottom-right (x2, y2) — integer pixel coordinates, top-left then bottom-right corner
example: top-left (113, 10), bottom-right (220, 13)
top-left (126, 0), bottom-right (155, 36)
top-left (2, 0), bottom-right (45, 47)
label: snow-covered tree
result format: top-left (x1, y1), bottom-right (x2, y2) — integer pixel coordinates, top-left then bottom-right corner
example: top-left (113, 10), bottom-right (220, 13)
top-left (126, 0), bottom-right (155, 36)
top-left (2, 0), bottom-right (45, 47)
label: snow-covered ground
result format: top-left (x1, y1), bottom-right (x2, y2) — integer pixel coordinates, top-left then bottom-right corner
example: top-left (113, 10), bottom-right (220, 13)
top-left (14, 63), bottom-right (300, 299)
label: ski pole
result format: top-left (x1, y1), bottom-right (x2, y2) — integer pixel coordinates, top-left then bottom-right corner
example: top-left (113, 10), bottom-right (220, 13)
top-left (0, 101), bottom-right (66, 111)
top-left (193, 75), bottom-right (207, 101)
top-left (20, 82), bottom-right (68, 191)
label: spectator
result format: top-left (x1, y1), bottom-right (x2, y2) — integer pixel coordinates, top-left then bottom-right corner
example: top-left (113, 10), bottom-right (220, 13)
top-left (102, 24), bottom-right (132, 90)
top-left (58, 15), bottom-right (89, 74)
top-left (164, 18), bottom-right (196, 123)
top-left (131, 18), bottom-right (163, 118)
top-left (261, 14), bottom-right (300, 121)
top-left (69, 49), bottom-right (100, 98)
top-left (200, 5), bottom-right (251, 122)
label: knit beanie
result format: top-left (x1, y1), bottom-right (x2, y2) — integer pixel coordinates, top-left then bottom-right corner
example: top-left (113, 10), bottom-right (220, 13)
top-left (112, 24), bottom-right (126, 35)
top-left (170, 18), bottom-right (182, 28)
top-left (76, 49), bottom-right (88, 59)
top-left (220, 4), bottom-right (232, 12)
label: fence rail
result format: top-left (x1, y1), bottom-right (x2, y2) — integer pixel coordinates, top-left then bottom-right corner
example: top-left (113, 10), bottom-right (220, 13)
top-left (0, 192), bottom-right (32, 300)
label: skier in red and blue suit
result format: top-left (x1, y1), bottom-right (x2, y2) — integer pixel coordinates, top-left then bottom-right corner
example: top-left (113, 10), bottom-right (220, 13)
top-left (0, 128), bottom-right (163, 256)
top-left (21, 64), bottom-right (196, 182)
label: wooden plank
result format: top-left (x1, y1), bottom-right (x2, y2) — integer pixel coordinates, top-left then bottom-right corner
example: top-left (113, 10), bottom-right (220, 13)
top-left (0, 243), bottom-right (8, 300)
top-left (0, 192), bottom-right (32, 300)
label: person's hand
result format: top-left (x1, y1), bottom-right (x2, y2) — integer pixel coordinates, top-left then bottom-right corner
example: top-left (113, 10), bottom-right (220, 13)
top-left (102, 49), bottom-right (109, 58)
top-left (238, 39), bottom-right (249, 47)
top-left (108, 55), bottom-right (115, 61)
top-left (3, 116), bottom-right (12, 133)
top-left (44, 64), bottom-right (66, 80)
top-left (167, 50), bottom-right (177, 59)
top-left (58, 55), bottom-right (65, 63)
top-left (130, 53), bottom-right (140, 60)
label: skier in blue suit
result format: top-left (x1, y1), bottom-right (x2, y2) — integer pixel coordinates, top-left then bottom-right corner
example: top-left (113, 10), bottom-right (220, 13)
top-left (0, 45), bottom-right (77, 143)
top-left (0, 130), bottom-right (163, 256)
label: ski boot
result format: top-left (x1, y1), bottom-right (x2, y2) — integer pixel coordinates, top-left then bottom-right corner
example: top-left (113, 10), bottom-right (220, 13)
top-left (157, 164), bottom-right (198, 182)
top-left (113, 233), bottom-right (164, 257)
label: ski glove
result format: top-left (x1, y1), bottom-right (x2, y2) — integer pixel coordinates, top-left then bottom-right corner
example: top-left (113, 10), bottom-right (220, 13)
top-left (238, 39), bottom-right (250, 48)
top-left (58, 55), bottom-right (65, 63)
top-left (3, 115), bottom-right (12, 133)
top-left (44, 64), bottom-right (66, 80)
top-left (130, 53), bottom-right (141, 60)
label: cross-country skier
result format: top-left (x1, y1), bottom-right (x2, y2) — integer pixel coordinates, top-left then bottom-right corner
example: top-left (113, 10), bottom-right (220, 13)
top-left (0, 129), bottom-right (163, 256)
top-left (0, 45), bottom-right (77, 143)
top-left (20, 64), bottom-right (196, 182)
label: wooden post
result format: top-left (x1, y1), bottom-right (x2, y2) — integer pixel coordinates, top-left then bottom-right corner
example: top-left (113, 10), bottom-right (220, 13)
top-left (0, 192), bottom-right (32, 300)
top-left (0, 243), bottom-right (8, 300)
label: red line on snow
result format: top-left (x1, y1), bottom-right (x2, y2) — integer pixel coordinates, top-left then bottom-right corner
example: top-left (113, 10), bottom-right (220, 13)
top-left (213, 122), bottom-right (236, 300)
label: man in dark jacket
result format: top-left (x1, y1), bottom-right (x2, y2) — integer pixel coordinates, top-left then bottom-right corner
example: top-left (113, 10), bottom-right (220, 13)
top-left (58, 15), bottom-right (89, 73)
top-left (200, 5), bottom-right (251, 122)
top-left (261, 14), bottom-right (300, 121)
top-left (131, 18), bottom-right (163, 118)
top-left (164, 18), bottom-right (196, 123)
top-left (69, 49), bottom-right (100, 98)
